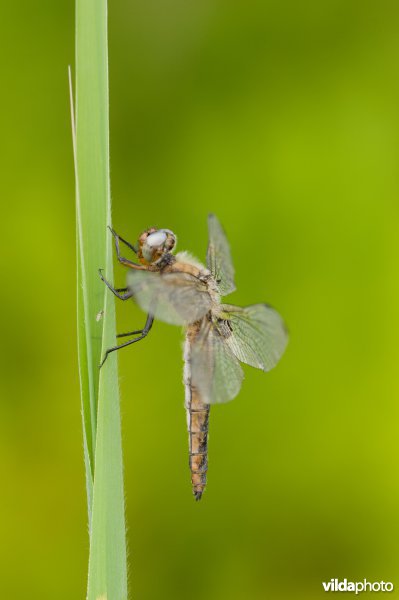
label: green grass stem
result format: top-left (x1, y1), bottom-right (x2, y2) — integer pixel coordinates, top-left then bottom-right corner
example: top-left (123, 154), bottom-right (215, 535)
top-left (70, 0), bottom-right (128, 597)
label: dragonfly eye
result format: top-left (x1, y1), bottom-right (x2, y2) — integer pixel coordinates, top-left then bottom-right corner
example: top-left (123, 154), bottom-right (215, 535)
top-left (147, 231), bottom-right (167, 248)
top-left (162, 229), bottom-right (177, 253)
top-left (137, 228), bottom-right (177, 265)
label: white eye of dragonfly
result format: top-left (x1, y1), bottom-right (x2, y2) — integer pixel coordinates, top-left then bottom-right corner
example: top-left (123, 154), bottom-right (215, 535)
top-left (140, 229), bottom-right (177, 264)
top-left (147, 231), bottom-right (167, 247)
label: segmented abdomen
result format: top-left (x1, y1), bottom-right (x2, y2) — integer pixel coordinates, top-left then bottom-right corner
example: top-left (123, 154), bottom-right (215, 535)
top-left (184, 321), bottom-right (210, 501)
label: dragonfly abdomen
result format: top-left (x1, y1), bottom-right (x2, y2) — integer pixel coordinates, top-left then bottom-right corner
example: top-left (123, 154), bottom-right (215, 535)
top-left (187, 394), bottom-right (210, 501)
top-left (184, 326), bottom-right (210, 501)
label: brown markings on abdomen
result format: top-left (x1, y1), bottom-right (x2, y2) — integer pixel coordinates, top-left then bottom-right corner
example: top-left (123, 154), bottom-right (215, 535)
top-left (185, 320), bottom-right (210, 501)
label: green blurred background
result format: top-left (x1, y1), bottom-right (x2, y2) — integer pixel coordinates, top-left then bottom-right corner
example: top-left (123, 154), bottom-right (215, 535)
top-left (1, 1), bottom-right (399, 598)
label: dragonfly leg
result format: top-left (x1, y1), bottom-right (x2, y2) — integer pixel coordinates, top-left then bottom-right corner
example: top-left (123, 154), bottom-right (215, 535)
top-left (108, 226), bottom-right (137, 254)
top-left (99, 269), bottom-right (133, 300)
top-left (108, 226), bottom-right (144, 269)
top-left (117, 327), bottom-right (147, 338)
top-left (100, 314), bottom-right (154, 368)
top-left (116, 312), bottom-right (155, 338)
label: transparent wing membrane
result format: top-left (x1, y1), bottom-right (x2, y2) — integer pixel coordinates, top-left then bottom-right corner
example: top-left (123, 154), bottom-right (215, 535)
top-left (127, 270), bottom-right (213, 326)
top-left (190, 319), bottom-right (244, 404)
top-left (221, 303), bottom-right (288, 371)
top-left (206, 214), bottom-right (236, 296)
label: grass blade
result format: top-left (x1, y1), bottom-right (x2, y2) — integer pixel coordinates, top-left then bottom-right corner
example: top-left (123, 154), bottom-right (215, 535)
top-left (71, 0), bottom-right (128, 596)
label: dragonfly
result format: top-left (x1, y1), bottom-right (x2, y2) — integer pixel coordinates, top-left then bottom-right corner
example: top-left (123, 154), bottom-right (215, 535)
top-left (99, 214), bottom-right (288, 500)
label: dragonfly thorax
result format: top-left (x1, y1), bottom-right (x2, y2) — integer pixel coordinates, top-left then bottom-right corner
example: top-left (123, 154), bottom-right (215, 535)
top-left (137, 228), bottom-right (177, 265)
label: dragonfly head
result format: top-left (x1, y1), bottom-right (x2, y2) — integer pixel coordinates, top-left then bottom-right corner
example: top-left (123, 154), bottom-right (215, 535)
top-left (137, 228), bottom-right (177, 265)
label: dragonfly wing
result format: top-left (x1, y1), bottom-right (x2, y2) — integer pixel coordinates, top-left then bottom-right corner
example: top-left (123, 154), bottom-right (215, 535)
top-left (220, 303), bottom-right (288, 371)
top-left (190, 319), bottom-right (244, 404)
top-left (206, 214), bottom-right (236, 296)
top-left (127, 270), bottom-right (212, 326)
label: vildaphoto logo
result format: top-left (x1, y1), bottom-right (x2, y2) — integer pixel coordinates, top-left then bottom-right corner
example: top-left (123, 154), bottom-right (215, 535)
top-left (322, 579), bottom-right (394, 594)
